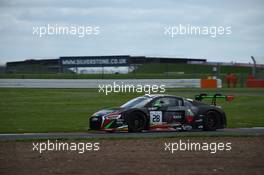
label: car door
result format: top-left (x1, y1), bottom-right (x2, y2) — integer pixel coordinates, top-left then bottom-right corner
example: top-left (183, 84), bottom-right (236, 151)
top-left (148, 97), bottom-right (185, 126)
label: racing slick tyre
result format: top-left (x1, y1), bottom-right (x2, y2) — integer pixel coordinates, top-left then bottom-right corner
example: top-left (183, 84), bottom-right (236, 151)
top-left (128, 111), bottom-right (147, 132)
top-left (203, 111), bottom-right (220, 131)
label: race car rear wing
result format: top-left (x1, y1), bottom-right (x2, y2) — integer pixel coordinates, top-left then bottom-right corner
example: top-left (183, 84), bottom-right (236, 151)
top-left (195, 93), bottom-right (234, 105)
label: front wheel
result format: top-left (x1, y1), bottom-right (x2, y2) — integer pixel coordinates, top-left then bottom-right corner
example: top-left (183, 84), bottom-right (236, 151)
top-left (127, 111), bottom-right (147, 132)
top-left (203, 111), bottom-right (220, 131)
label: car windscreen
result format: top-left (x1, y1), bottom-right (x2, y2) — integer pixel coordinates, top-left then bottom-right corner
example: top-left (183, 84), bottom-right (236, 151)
top-left (120, 96), bottom-right (152, 108)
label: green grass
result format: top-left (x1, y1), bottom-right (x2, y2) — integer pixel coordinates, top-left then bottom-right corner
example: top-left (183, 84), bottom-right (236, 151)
top-left (0, 88), bottom-right (263, 133)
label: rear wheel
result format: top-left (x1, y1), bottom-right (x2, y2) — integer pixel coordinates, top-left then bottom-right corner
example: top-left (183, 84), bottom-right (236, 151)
top-left (128, 111), bottom-right (147, 132)
top-left (204, 111), bottom-right (220, 131)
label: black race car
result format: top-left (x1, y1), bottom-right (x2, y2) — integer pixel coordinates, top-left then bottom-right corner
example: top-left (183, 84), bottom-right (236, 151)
top-left (89, 94), bottom-right (234, 132)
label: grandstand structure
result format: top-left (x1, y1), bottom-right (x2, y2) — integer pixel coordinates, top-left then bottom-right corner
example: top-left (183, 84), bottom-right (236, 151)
top-left (6, 55), bottom-right (206, 74)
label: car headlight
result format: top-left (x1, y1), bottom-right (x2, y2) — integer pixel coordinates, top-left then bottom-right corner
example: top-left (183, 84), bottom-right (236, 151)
top-left (91, 117), bottom-right (99, 121)
top-left (106, 114), bottom-right (121, 119)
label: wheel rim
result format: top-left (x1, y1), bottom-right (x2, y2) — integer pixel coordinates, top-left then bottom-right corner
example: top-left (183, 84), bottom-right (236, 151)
top-left (134, 119), bottom-right (140, 128)
top-left (133, 116), bottom-right (144, 130)
top-left (207, 114), bottom-right (217, 129)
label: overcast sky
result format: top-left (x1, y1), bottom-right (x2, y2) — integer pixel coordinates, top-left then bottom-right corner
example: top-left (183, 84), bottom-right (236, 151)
top-left (0, 0), bottom-right (264, 64)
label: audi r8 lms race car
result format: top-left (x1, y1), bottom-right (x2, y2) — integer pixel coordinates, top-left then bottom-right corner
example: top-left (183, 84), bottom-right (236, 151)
top-left (89, 94), bottom-right (234, 132)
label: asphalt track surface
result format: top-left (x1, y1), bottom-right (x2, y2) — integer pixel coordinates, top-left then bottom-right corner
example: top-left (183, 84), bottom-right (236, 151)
top-left (0, 128), bottom-right (264, 141)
